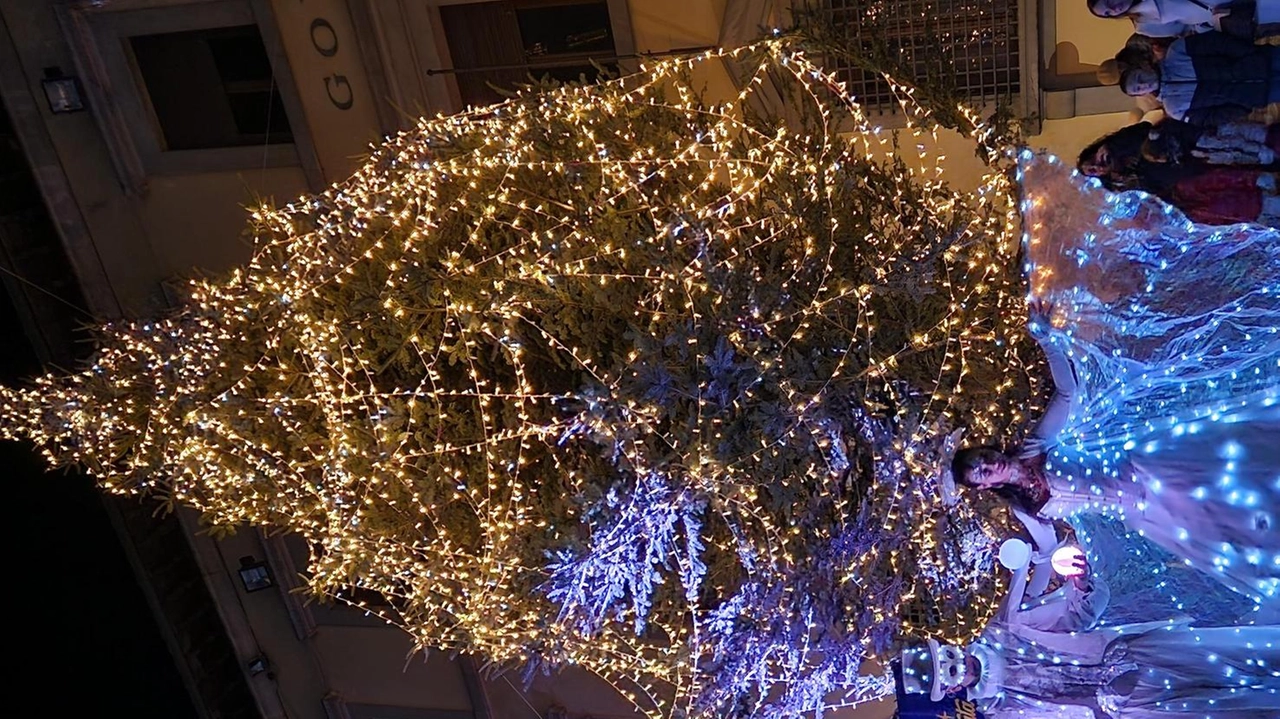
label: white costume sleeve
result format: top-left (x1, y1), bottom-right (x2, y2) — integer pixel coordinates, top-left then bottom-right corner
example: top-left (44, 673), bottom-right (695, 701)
top-left (982, 698), bottom-right (1100, 719)
top-left (1011, 508), bottom-right (1062, 598)
top-left (1013, 573), bottom-right (1111, 634)
top-left (1018, 336), bottom-right (1077, 460)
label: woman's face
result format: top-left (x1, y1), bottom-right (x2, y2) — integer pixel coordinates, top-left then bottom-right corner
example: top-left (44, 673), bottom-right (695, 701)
top-left (1081, 146), bottom-right (1111, 177)
top-left (964, 453), bottom-right (1020, 487)
top-left (1091, 0), bottom-right (1136, 17)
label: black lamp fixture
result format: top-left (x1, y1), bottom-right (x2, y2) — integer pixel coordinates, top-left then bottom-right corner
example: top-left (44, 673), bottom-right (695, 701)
top-left (247, 655), bottom-right (270, 676)
top-left (238, 555), bottom-right (274, 592)
top-left (41, 67), bottom-right (85, 114)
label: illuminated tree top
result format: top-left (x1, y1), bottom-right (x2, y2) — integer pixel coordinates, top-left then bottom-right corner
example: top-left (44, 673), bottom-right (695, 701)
top-left (1, 43), bottom-right (1045, 717)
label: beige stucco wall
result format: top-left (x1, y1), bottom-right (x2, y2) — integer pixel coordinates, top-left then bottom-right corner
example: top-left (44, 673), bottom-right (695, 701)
top-left (0, 1), bottom-right (325, 315)
top-left (195, 518), bottom-right (480, 719)
top-left (127, 0), bottom-right (391, 284)
top-left (140, 167), bottom-right (309, 277)
top-left (631, 0), bottom-right (738, 99)
top-left (1056, 0), bottom-right (1134, 66)
top-left (313, 627), bottom-right (474, 709)
top-left (874, 111), bottom-right (1134, 192)
top-left (632, 0), bottom-right (727, 50)
top-left (1, 0), bottom-right (162, 314)
top-left (1037, 110), bottom-right (1132, 161)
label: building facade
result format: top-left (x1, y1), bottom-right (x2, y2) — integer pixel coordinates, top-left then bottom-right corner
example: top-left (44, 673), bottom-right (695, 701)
top-left (0, 1), bottom-right (1136, 718)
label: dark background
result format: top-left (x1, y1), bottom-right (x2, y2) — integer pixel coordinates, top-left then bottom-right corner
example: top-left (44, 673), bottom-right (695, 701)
top-left (2, 278), bottom-right (197, 716)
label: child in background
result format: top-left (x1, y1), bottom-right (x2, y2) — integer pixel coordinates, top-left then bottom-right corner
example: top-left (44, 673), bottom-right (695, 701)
top-left (1121, 31), bottom-right (1279, 126)
top-left (1098, 34), bottom-right (1171, 123)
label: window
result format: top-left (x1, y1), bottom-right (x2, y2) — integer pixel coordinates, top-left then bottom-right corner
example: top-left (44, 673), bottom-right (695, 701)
top-left (129, 25), bottom-right (292, 151)
top-left (56, 0), bottom-right (321, 187)
top-left (440, 0), bottom-right (619, 107)
top-left (815, 0), bottom-right (1022, 115)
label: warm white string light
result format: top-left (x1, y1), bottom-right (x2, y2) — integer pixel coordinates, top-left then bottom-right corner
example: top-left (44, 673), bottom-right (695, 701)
top-left (0, 42), bottom-right (1046, 717)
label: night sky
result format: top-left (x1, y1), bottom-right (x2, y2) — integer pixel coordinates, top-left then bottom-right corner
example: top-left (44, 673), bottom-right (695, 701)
top-left (1, 289), bottom-right (197, 716)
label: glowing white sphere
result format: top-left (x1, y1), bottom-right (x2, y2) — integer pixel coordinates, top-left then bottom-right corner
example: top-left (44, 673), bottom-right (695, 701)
top-left (999, 538), bottom-right (1031, 570)
top-left (1052, 546), bottom-right (1087, 577)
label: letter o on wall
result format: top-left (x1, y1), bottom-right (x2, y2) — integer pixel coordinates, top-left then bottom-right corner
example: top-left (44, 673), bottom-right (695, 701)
top-left (310, 17), bottom-right (339, 57)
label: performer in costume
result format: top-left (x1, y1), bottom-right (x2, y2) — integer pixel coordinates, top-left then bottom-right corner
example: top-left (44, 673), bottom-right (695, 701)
top-left (946, 154), bottom-right (1280, 613)
top-left (901, 536), bottom-right (1280, 718)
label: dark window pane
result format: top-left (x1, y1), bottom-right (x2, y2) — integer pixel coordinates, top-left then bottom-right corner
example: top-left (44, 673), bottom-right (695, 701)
top-left (537, 62), bottom-right (617, 85)
top-left (515, 1), bottom-right (613, 57)
top-left (442, 0), bottom-right (616, 107)
top-left (440, 2), bottom-right (528, 106)
top-left (129, 25), bottom-right (292, 150)
top-left (207, 32), bottom-right (275, 83)
top-left (226, 89), bottom-right (290, 140)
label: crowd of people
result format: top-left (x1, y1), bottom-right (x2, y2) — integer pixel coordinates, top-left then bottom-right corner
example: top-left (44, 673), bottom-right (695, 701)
top-left (1077, 0), bottom-right (1279, 226)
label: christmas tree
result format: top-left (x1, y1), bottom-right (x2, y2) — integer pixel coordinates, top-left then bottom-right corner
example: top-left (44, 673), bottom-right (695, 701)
top-left (0, 43), bottom-right (1046, 717)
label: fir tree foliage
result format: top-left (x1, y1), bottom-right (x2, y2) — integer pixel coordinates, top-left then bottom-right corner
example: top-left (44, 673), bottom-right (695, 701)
top-left (1, 43), bottom-right (1044, 717)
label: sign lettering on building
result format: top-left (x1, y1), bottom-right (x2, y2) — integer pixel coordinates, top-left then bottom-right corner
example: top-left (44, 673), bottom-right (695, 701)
top-left (273, 0), bottom-right (380, 180)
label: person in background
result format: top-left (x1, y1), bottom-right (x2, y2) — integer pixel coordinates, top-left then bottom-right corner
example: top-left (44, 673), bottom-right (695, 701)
top-left (1077, 121), bottom-right (1184, 191)
top-left (1121, 30), bottom-right (1279, 126)
top-left (903, 566), bottom-right (1280, 719)
top-left (1088, 0), bottom-right (1279, 40)
top-left (1098, 34), bottom-right (1173, 122)
top-left (1164, 165), bottom-right (1280, 224)
top-left (1078, 123), bottom-right (1279, 225)
top-left (1143, 118), bottom-right (1279, 165)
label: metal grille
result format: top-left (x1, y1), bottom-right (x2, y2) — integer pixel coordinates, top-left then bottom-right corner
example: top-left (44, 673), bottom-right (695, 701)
top-left (818, 0), bottom-right (1020, 114)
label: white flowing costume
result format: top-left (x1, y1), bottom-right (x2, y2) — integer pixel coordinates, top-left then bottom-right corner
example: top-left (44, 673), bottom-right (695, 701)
top-left (1014, 154), bottom-right (1280, 611)
top-left (973, 535), bottom-right (1280, 718)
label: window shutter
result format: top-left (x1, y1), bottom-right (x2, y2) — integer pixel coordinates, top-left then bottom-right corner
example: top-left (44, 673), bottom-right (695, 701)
top-left (440, 2), bottom-right (527, 107)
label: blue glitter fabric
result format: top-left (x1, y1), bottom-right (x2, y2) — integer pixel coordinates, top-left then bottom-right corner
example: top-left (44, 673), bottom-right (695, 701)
top-left (1068, 513), bottom-right (1253, 626)
top-left (1018, 153), bottom-right (1280, 612)
top-left (975, 616), bottom-right (1280, 719)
